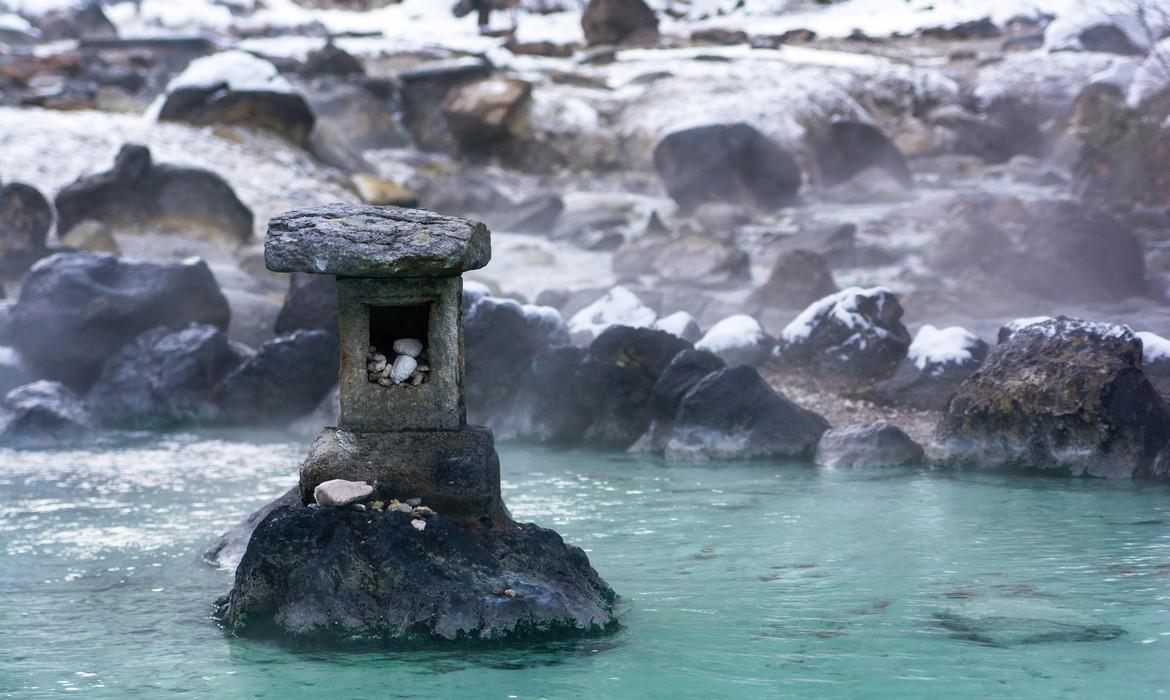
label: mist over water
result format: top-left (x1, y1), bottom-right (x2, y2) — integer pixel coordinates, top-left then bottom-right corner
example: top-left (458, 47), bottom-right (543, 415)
top-left (2, 436), bottom-right (1168, 698)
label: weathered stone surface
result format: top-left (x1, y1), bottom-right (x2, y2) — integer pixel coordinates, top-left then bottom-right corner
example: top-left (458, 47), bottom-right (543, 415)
top-left (274, 272), bottom-right (338, 335)
top-left (648, 349), bottom-right (725, 420)
top-left (932, 317), bottom-right (1170, 478)
top-left (314, 479), bottom-right (374, 507)
top-left (298, 426), bottom-right (504, 526)
top-left (749, 249), bottom-right (838, 311)
top-left (0, 380), bottom-right (99, 449)
top-left (11, 252), bottom-right (231, 391)
top-left (774, 287), bottom-right (911, 382)
top-left (661, 366), bottom-right (830, 460)
top-left (573, 326), bottom-right (692, 448)
top-left (159, 86), bottom-right (315, 144)
top-left (86, 323), bottom-right (241, 429)
top-left (54, 144), bottom-right (254, 242)
top-left (582, 0), bottom-right (659, 46)
top-left (219, 330), bottom-right (339, 426)
top-left (815, 421), bottom-right (924, 468)
top-left (206, 487), bottom-right (300, 571)
top-left (219, 503), bottom-right (616, 642)
top-left (653, 123), bottom-right (802, 213)
top-left (265, 204), bottom-right (491, 277)
top-left (0, 182), bottom-right (53, 270)
top-left (810, 120), bottom-right (912, 188)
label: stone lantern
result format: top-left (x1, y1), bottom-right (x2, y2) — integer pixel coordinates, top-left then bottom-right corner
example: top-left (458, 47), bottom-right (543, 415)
top-left (265, 203), bottom-right (504, 527)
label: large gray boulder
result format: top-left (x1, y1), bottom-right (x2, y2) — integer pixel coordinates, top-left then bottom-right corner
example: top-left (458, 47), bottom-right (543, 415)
top-left (810, 121), bottom-right (912, 188)
top-left (218, 504), bottom-right (616, 642)
top-left (815, 422), bottom-right (924, 468)
top-left (582, 0), bottom-right (659, 46)
top-left (265, 204), bottom-right (491, 277)
top-left (219, 330), bottom-right (339, 426)
top-left (872, 325), bottom-right (990, 410)
top-left (273, 272), bottom-right (338, 336)
top-left (54, 144), bottom-right (254, 242)
top-left (932, 317), bottom-right (1170, 478)
top-left (0, 380), bottom-right (99, 448)
top-left (653, 123), bottom-right (802, 213)
top-left (0, 182), bottom-right (53, 271)
top-left (11, 252), bottom-right (231, 391)
top-left (86, 324), bottom-right (242, 429)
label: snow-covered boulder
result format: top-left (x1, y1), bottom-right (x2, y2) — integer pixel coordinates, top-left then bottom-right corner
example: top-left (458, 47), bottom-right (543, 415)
top-left (933, 316), bottom-right (1170, 478)
top-left (0, 380), bottom-right (99, 449)
top-left (774, 287), bottom-right (911, 381)
top-left (873, 325), bottom-right (990, 410)
top-left (567, 286), bottom-right (657, 345)
top-left (653, 311), bottom-right (702, 342)
top-left (157, 50), bottom-right (314, 144)
top-left (1137, 330), bottom-right (1170, 396)
top-left (695, 314), bottom-right (774, 367)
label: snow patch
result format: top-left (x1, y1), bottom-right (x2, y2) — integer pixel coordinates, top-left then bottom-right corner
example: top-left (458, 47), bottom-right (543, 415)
top-left (696, 315), bottom-right (765, 354)
top-left (1127, 38), bottom-right (1170, 110)
top-left (567, 286), bottom-right (657, 343)
top-left (1137, 331), bottom-right (1170, 364)
top-left (908, 325), bottom-right (980, 369)
top-left (164, 49), bottom-right (294, 94)
top-left (653, 311), bottom-right (700, 340)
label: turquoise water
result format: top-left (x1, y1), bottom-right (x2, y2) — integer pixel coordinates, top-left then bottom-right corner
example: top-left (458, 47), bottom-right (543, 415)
top-left (2, 434), bottom-right (1169, 699)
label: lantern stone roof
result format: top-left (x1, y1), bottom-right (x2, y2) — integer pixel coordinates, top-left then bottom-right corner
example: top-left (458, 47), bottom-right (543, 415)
top-left (264, 203), bottom-right (491, 277)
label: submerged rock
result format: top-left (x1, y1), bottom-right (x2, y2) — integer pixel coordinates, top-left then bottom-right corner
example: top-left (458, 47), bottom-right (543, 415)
top-left (11, 252), bottom-right (231, 391)
top-left (86, 323), bottom-right (241, 429)
top-left (54, 144), bottom-right (254, 242)
top-left (934, 609), bottom-right (1126, 647)
top-left (932, 317), bottom-right (1170, 478)
top-left (815, 422), bottom-right (924, 469)
top-left (219, 504), bottom-right (616, 642)
top-left (219, 330), bottom-right (340, 426)
top-left (653, 123), bottom-right (802, 213)
top-left (774, 287), bottom-right (911, 382)
top-left (873, 325), bottom-right (990, 410)
top-left (0, 380), bottom-right (99, 449)
top-left (658, 366), bottom-right (829, 461)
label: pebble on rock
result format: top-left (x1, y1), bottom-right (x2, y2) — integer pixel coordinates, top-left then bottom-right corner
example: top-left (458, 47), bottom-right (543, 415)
top-left (393, 338), bottom-right (424, 357)
top-left (391, 354), bottom-right (418, 383)
top-left (313, 479), bottom-right (373, 507)
top-left (411, 519), bottom-right (427, 531)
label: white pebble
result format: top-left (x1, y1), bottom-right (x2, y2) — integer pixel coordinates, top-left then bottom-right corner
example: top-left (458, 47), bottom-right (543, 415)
top-left (391, 354), bottom-right (417, 383)
top-left (393, 338), bottom-right (424, 357)
top-left (411, 519), bottom-right (426, 531)
top-left (314, 479), bottom-right (373, 507)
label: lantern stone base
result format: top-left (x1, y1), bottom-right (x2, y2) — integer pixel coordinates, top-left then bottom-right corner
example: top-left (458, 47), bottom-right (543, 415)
top-left (299, 426), bottom-right (506, 528)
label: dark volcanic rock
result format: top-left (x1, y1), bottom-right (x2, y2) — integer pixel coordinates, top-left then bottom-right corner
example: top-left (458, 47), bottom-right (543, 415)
top-left (0, 380), bottom-right (99, 448)
top-left (509, 346), bottom-right (590, 443)
top-left (810, 121), bottom-right (912, 188)
top-left (774, 287), bottom-right (911, 381)
top-left (928, 102), bottom-right (1043, 164)
top-left (305, 84), bottom-right (409, 173)
top-left (932, 317), bottom-right (1170, 478)
top-left (220, 504), bottom-right (616, 642)
top-left (399, 59), bottom-right (493, 152)
top-left (748, 249), bottom-right (838, 310)
top-left (814, 421), bottom-right (924, 468)
top-left (653, 123), bottom-right (802, 213)
top-left (87, 323), bottom-right (241, 429)
top-left (11, 252), bottom-right (231, 391)
top-left (265, 204), bottom-right (491, 277)
top-left (0, 182), bottom-right (53, 270)
top-left (464, 295), bottom-right (570, 430)
top-left (661, 365), bottom-right (830, 460)
top-left (54, 144), bottom-right (254, 242)
top-left (582, 0), bottom-right (659, 46)
top-left (274, 272), bottom-right (338, 336)
top-left (159, 85), bottom-right (315, 144)
top-left (219, 330), bottom-right (339, 425)
top-left (872, 325), bottom-right (990, 410)
top-left (573, 326), bottom-right (692, 448)
top-left (648, 349), bottom-right (725, 420)
top-left (205, 487), bottom-right (300, 571)
top-left (1075, 23), bottom-right (1144, 55)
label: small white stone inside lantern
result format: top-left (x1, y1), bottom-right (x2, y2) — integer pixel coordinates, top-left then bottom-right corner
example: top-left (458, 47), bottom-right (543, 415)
top-left (367, 338), bottom-right (430, 386)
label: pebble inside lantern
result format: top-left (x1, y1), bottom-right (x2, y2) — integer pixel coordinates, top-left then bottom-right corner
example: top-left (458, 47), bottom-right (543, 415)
top-left (225, 203), bottom-right (615, 642)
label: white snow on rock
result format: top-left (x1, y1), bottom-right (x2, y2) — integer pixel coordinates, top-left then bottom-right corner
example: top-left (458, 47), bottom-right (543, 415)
top-left (463, 279), bottom-right (493, 305)
top-left (1128, 38), bottom-right (1170, 110)
top-left (907, 325), bottom-right (981, 369)
top-left (1043, 0), bottom-right (1166, 54)
top-left (165, 49), bottom-right (293, 95)
top-left (568, 286), bottom-right (657, 344)
top-left (653, 311), bottom-right (701, 341)
top-left (781, 287), bottom-right (892, 343)
top-left (696, 314), bottom-right (766, 354)
top-left (313, 479), bottom-right (373, 507)
top-left (1136, 331), bottom-right (1170, 364)
top-left (1002, 316), bottom-right (1134, 341)
top-left (0, 12), bottom-right (33, 33)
